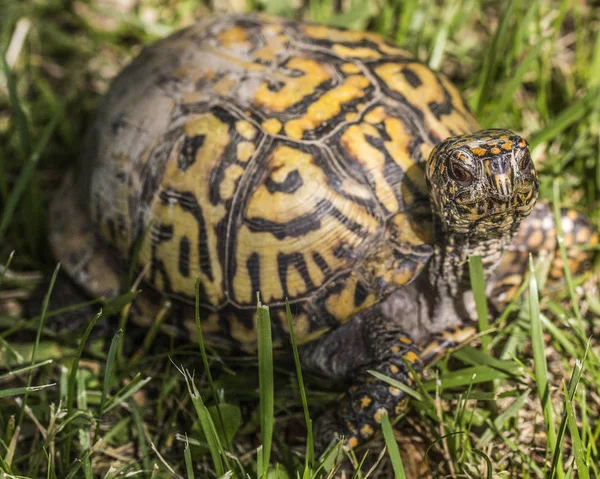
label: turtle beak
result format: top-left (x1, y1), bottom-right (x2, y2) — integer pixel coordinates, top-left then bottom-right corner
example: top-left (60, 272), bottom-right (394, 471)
top-left (484, 157), bottom-right (513, 202)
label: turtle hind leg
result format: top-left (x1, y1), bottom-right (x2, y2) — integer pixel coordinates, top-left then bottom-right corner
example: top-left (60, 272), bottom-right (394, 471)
top-left (35, 171), bottom-right (123, 333)
top-left (49, 171), bottom-right (123, 300)
top-left (26, 268), bottom-right (105, 334)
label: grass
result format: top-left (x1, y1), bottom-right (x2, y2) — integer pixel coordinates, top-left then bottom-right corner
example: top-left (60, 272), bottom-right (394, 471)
top-left (1, 0), bottom-right (600, 477)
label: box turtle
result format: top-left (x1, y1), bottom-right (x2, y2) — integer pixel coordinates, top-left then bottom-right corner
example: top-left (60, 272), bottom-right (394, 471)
top-left (49, 14), bottom-right (597, 449)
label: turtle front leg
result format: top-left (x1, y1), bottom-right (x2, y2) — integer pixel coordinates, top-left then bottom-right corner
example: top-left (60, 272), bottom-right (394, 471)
top-left (300, 306), bottom-right (423, 450)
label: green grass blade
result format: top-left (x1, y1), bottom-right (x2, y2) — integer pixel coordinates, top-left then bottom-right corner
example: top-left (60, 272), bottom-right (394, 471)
top-left (16, 264), bottom-right (59, 430)
top-left (257, 298), bottom-right (274, 477)
top-left (1, 54), bottom-right (31, 158)
top-left (565, 382), bottom-right (590, 479)
top-left (0, 383), bottom-right (56, 398)
top-left (368, 370), bottom-right (423, 401)
top-left (76, 369), bottom-right (93, 479)
top-left (0, 358), bottom-right (53, 381)
top-left (182, 367), bottom-right (225, 476)
top-left (130, 398), bottom-right (153, 474)
top-left (0, 250), bottom-right (14, 289)
top-left (101, 329), bottom-right (122, 410)
top-left (100, 374), bottom-right (152, 414)
top-left (484, 40), bottom-right (544, 125)
top-left (529, 87), bottom-right (598, 150)
top-left (473, 450), bottom-right (494, 479)
top-left (65, 309), bottom-right (103, 464)
top-left (472, 0), bottom-right (516, 114)
top-left (529, 256), bottom-right (560, 476)
top-left (381, 412), bottom-right (406, 479)
top-left (184, 435), bottom-right (194, 479)
top-left (0, 95), bottom-right (63, 245)
top-left (552, 181), bottom-right (584, 338)
top-left (285, 299), bottom-right (314, 469)
top-left (469, 255), bottom-right (490, 353)
top-left (550, 358), bottom-right (585, 478)
top-left (194, 278), bottom-right (231, 453)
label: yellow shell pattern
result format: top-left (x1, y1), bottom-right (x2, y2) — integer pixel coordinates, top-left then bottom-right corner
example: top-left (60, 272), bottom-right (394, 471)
top-left (78, 15), bottom-right (480, 345)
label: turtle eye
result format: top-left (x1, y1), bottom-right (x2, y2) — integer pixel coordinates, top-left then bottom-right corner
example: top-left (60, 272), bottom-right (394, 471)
top-left (448, 159), bottom-right (472, 184)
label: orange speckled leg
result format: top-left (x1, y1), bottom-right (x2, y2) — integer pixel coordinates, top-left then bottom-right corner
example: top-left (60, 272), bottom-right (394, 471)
top-left (302, 307), bottom-right (422, 450)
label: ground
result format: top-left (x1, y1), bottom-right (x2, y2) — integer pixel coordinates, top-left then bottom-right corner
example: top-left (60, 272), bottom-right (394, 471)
top-left (1, 0), bottom-right (600, 478)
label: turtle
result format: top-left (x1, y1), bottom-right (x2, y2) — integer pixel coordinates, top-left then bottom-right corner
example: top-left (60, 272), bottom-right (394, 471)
top-left (48, 14), bottom-right (597, 449)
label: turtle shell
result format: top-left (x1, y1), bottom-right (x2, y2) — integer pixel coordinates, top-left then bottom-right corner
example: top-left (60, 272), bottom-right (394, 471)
top-left (50, 14), bottom-right (479, 345)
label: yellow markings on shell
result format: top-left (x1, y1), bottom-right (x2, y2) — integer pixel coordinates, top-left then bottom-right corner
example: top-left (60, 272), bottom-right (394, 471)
top-left (217, 26), bottom-right (250, 48)
top-left (341, 123), bottom-right (399, 214)
top-left (302, 24), bottom-right (369, 43)
top-left (502, 141), bottom-right (513, 150)
top-left (183, 312), bottom-right (221, 338)
top-left (214, 75), bottom-right (238, 95)
top-left (284, 75), bottom-right (370, 140)
top-left (375, 62), bottom-right (476, 138)
top-left (236, 141), bottom-right (256, 163)
top-left (347, 437), bottom-right (359, 449)
top-left (219, 164), bottom-right (245, 200)
top-left (471, 147), bottom-right (487, 157)
top-left (360, 424), bottom-right (374, 437)
top-left (399, 336), bottom-right (412, 344)
top-left (253, 57), bottom-right (331, 113)
top-left (384, 116), bottom-right (428, 195)
top-left (340, 177), bottom-right (372, 200)
top-left (302, 25), bottom-right (412, 57)
top-left (341, 63), bottom-right (362, 74)
top-left (391, 345), bottom-right (400, 353)
top-left (234, 145), bottom-right (379, 304)
top-left (236, 120), bottom-right (258, 140)
top-left (262, 23), bottom-right (284, 36)
top-left (140, 113), bottom-right (230, 305)
top-left (364, 106), bottom-right (386, 124)
top-left (360, 396), bottom-right (373, 409)
top-left (325, 273), bottom-right (378, 322)
top-left (262, 118), bottom-right (282, 134)
top-left (280, 312), bottom-right (311, 340)
top-left (332, 44), bottom-right (381, 59)
top-left (491, 147), bottom-right (501, 155)
top-left (345, 112), bottom-right (359, 122)
top-left (182, 90), bottom-right (212, 104)
top-left (438, 74), bottom-right (480, 130)
top-left (254, 46), bottom-right (277, 62)
top-left (229, 313), bottom-right (258, 346)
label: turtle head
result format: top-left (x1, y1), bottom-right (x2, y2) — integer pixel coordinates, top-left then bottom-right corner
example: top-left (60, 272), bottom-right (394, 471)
top-left (425, 129), bottom-right (538, 238)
